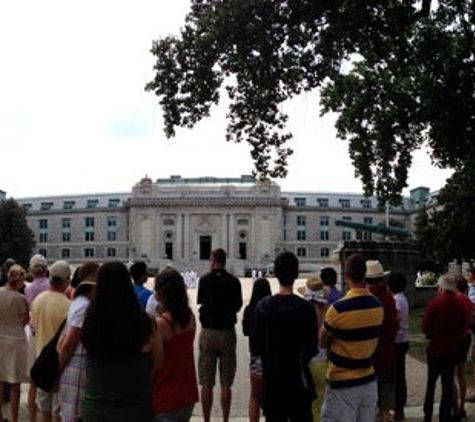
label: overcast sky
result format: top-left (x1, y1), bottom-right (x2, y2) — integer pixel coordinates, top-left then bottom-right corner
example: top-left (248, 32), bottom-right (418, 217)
top-left (0, 0), bottom-right (452, 199)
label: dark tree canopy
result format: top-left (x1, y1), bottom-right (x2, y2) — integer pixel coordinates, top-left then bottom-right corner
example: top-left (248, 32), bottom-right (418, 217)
top-left (146, 0), bottom-right (475, 205)
top-left (0, 198), bottom-right (36, 269)
top-left (414, 162), bottom-right (475, 268)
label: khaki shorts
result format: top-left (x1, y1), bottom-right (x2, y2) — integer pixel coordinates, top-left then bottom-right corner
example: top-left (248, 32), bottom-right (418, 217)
top-left (36, 388), bottom-right (60, 416)
top-left (198, 328), bottom-right (237, 388)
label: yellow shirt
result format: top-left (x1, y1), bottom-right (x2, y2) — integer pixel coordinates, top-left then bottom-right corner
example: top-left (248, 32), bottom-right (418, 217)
top-left (31, 290), bottom-right (70, 356)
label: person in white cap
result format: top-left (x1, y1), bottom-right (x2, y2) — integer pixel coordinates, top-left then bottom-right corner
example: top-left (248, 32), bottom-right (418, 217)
top-left (25, 254), bottom-right (50, 421)
top-left (31, 260), bottom-right (71, 422)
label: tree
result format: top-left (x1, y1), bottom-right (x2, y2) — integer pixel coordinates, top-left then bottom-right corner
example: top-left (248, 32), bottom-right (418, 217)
top-left (0, 198), bottom-right (36, 269)
top-left (412, 163), bottom-right (475, 270)
top-left (146, 0), bottom-right (474, 204)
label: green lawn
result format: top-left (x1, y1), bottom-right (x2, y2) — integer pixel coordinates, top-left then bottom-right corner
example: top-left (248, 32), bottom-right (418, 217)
top-left (408, 307), bottom-right (428, 363)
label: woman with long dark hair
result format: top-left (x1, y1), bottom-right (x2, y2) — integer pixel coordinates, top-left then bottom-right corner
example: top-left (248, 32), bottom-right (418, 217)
top-left (152, 267), bottom-right (198, 422)
top-left (82, 261), bottom-right (162, 422)
top-left (242, 277), bottom-right (272, 422)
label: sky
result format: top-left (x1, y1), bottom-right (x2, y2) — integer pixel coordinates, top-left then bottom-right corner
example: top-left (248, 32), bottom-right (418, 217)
top-left (0, 0), bottom-right (453, 199)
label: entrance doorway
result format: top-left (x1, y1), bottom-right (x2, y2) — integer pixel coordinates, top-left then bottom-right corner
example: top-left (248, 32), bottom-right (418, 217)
top-left (200, 236), bottom-right (212, 260)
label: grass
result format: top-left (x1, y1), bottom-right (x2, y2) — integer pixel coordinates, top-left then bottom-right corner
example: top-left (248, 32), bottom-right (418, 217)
top-left (408, 307), bottom-right (428, 363)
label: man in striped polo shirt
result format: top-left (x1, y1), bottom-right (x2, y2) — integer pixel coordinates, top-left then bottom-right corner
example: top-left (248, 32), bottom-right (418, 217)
top-left (319, 253), bottom-right (383, 421)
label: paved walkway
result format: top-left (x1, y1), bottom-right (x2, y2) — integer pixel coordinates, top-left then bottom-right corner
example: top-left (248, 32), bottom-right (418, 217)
top-left (6, 277), bottom-right (475, 420)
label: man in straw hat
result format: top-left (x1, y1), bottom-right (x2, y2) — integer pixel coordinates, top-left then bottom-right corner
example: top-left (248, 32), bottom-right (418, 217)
top-left (365, 260), bottom-right (398, 422)
top-left (320, 253), bottom-right (383, 421)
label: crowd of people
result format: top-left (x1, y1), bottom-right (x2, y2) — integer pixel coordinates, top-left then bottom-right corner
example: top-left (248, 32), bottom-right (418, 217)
top-left (0, 249), bottom-right (474, 422)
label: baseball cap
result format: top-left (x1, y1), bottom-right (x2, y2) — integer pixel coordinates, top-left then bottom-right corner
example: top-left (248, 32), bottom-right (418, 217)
top-left (49, 260), bottom-right (72, 282)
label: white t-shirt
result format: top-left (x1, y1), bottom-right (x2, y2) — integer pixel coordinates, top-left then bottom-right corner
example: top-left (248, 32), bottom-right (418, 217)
top-left (145, 294), bottom-right (159, 319)
top-left (66, 295), bottom-right (90, 355)
top-left (394, 292), bottom-right (409, 344)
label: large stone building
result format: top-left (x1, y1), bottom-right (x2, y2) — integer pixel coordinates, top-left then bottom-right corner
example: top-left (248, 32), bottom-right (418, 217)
top-left (15, 175), bottom-right (430, 276)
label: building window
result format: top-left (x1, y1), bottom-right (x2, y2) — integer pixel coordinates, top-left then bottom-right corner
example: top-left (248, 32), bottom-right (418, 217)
top-left (297, 216), bottom-right (306, 226)
top-left (342, 231), bottom-right (352, 241)
top-left (295, 197), bottom-right (306, 207)
top-left (108, 199), bottom-right (120, 208)
top-left (63, 201), bottom-right (75, 210)
top-left (38, 248), bottom-right (47, 258)
top-left (62, 232), bottom-right (71, 242)
top-left (23, 203), bottom-right (32, 212)
top-left (297, 247), bottom-right (307, 257)
top-left (39, 233), bottom-right (48, 243)
top-left (85, 217), bottom-right (95, 228)
top-left (85, 232), bottom-right (95, 242)
top-left (317, 198), bottom-right (329, 208)
top-left (163, 219), bottom-right (175, 226)
top-left (40, 202), bottom-right (53, 211)
top-left (320, 216), bottom-right (329, 226)
top-left (363, 217), bottom-right (373, 240)
top-left (342, 216), bottom-right (352, 222)
top-left (320, 231), bottom-right (329, 241)
top-left (61, 249), bottom-right (70, 259)
top-left (107, 247), bottom-right (116, 257)
top-left (339, 199), bottom-right (351, 208)
top-left (297, 230), bottom-right (306, 240)
top-left (87, 199), bottom-right (99, 209)
top-left (39, 219), bottom-right (48, 229)
top-left (321, 247), bottom-right (330, 258)
top-left (62, 218), bottom-right (71, 229)
top-left (84, 248), bottom-right (94, 258)
top-left (107, 216), bottom-right (117, 241)
top-left (237, 219), bottom-right (249, 225)
top-left (361, 199), bottom-right (372, 209)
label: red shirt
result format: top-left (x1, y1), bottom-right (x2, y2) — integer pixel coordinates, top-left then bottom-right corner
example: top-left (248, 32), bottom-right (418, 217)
top-left (422, 291), bottom-right (466, 360)
top-left (368, 284), bottom-right (398, 383)
top-left (152, 316), bottom-right (199, 414)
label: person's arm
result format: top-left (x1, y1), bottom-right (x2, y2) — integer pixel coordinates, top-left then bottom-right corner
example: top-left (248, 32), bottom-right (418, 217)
top-left (57, 326), bottom-right (82, 373)
top-left (302, 309), bottom-right (319, 364)
top-left (319, 324), bottom-right (333, 349)
top-left (250, 303), bottom-right (264, 356)
top-left (149, 324), bottom-right (164, 376)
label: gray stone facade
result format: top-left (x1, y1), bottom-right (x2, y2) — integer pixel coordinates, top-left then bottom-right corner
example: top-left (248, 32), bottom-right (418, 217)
top-left (15, 176), bottom-right (429, 276)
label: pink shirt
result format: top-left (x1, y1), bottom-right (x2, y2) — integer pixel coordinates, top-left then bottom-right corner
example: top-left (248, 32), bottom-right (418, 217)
top-left (25, 277), bottom-right (50, 306)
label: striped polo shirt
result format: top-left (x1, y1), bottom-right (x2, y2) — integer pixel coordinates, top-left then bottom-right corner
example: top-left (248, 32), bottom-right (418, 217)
top-left (324, 288), bottom-right (383, 388)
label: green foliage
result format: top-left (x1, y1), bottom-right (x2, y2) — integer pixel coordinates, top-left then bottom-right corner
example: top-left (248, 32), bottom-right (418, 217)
top-left (0, 198), bottom-right (36, 269)
top-left (413, 163), bottom-right (475, 267)
top-left (146, 0), bottom-right (475, 205)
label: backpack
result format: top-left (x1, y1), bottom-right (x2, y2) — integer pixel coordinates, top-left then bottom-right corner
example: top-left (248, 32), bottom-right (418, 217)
top-left (30, 319), bottom-right (66, 391)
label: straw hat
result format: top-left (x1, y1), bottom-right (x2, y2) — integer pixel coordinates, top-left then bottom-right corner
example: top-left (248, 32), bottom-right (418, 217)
top-left (298, 276), bottom-right (327, 304)
top-left (365, 260), bottom-right (390, 279)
